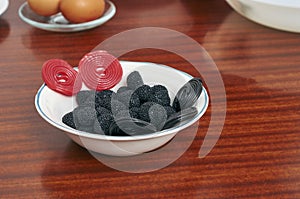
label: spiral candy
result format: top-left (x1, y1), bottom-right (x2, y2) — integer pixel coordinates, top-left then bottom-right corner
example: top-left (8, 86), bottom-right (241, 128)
top-left (42, 59), bottom-right (82, 96)
top-left (78, 51), bottom-right (123, 91)
top-left (172, 77), bottom-right (203, 112)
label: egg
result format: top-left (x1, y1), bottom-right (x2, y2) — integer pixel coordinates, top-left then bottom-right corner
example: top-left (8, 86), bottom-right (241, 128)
top-left (27, 0), bottom-right (60, 17)
top-left (60, 0), bottom-right (105, 23)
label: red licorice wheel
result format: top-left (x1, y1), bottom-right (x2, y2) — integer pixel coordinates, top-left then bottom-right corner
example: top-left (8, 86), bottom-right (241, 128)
top-left (78, 50), bottom-right (123, 91)
top-left (42, 59), bottom-right (82, 96)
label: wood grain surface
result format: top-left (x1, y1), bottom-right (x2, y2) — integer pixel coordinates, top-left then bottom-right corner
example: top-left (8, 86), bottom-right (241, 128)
top-left (1, 0), bottom-right (300, 198)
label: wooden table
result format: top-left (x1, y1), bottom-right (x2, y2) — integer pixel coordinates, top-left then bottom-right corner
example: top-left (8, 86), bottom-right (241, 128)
top-left (1, 0), bottom-right (300, 198)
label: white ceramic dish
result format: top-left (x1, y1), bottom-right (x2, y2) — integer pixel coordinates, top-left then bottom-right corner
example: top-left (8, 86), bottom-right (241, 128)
top-left (35, 61), bottom-right (209, 156)
top-left (226, 0), bottom-right (300, 33)
top-left (18, 0), bottom-right (116, 32)
top-left (0, 0), bottom-right (9, 16)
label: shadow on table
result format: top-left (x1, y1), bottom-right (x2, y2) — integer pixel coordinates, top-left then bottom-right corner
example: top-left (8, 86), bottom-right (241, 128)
top-left (0, 18), bottom-right (10, 44)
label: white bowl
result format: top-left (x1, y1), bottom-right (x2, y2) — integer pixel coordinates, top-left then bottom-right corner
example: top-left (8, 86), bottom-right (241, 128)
top-left (226, 0), bottom-right (300, 33)
top-left (18, 0), bottom-right (116, 32)
top-left (0, 0), bottom-right (9, 16)
top-left (35, 61), bottom-right (209, 156)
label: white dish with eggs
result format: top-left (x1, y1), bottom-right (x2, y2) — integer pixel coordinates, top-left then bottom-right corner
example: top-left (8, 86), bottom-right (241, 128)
top-left (226, 0), bottom-right (300, 33)
top-left (18, 0), bottom-right (116, 32)
top-left (35, 61), bottom-right (209, 156)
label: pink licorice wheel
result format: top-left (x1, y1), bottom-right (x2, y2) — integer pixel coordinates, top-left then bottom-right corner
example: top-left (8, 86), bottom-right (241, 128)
top-left (78, 51), bottom-right (123, 91)
top-left (42, 59), bottom-right (82, 96)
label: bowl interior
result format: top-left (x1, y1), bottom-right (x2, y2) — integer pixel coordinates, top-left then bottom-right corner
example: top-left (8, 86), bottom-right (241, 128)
top-left (35, 61), bottom-right (209, 141)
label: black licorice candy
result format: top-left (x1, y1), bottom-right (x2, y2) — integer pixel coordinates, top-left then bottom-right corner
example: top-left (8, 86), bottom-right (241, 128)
top-left (172, 77), bottom-right (203, 112)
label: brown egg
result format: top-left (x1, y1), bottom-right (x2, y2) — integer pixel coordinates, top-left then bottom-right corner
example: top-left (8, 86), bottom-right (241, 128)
top-left (27, 0), bottom-right (60, 17)
top-left (60, 0), bottom-right (105, 23)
